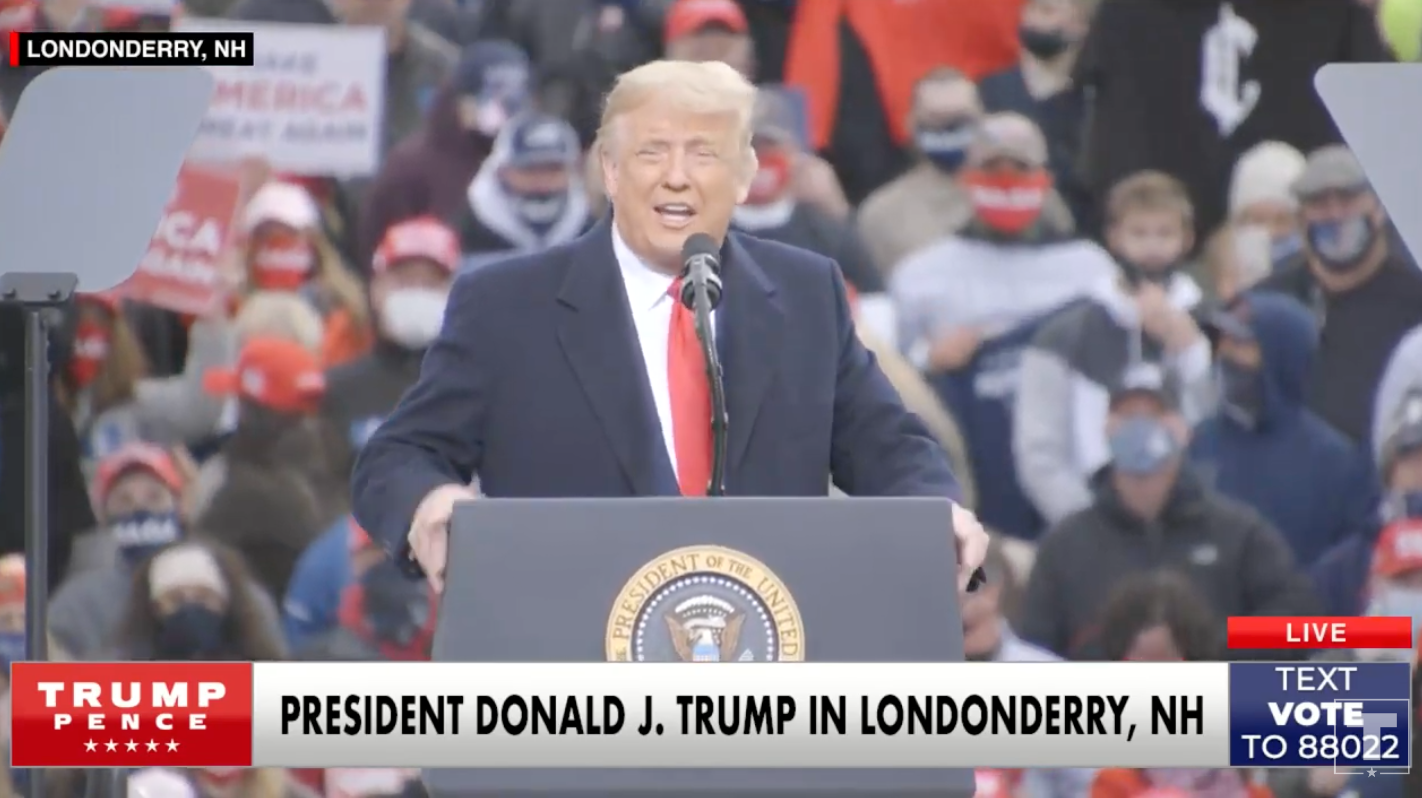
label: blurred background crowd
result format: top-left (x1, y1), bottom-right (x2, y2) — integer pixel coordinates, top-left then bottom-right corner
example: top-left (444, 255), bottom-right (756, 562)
top-left (2, 0), bottom-right (1422, 796)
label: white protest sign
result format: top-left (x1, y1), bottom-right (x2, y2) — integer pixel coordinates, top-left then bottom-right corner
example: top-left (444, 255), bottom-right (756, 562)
top-left (174, 18), bottom-right (386, 176)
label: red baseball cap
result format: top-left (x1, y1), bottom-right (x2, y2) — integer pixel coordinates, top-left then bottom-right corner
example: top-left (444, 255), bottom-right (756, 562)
top-left (1374, 518), bottom-right (1422, 578)
top-left (664, 0), bottom-right (747, 45)
top-left (373, 216), bottom-right (460, 275)
top-left (93, 442), bottom-right (184, 503)
top-left (203, 337), bottom-right (326, 414)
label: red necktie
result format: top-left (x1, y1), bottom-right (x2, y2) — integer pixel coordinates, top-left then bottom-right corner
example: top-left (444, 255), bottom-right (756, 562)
top-left (667, 279), bottom-right (712, 496)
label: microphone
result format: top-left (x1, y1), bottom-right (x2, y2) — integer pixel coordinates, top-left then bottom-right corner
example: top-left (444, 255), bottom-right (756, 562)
top-left (678, 233), bottom-right (723, 311)
top-left (679, 234), bottom-right (728, 497)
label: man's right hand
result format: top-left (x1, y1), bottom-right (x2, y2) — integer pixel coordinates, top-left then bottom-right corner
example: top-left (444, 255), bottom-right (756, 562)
top-left (408, 484), bottom-right (479, 593)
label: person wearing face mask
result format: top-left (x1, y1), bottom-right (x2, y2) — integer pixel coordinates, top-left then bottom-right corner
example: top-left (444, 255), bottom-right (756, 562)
top-left (1226, 141), bottom-right (1307, 270)
top-left (1101, 171), bottom-right (1204, 308)
top-left (1311, 394), bottom-right (1422, 619)
top-left (1255, 146), bottom-right (1422, 445)
top-left (298, 556), bottom-right (438, 662)
top-left (978, 0), bottom-right (1093, 227)
top-left (1014, 172), bottom-right (1216, 526)
top-left (1188, 294), bottom-right (1376, 569)
top-left (893, 112), bottom-right (1116, 541)
top-left (1281, 478), bottom-right (1422, 798)
top-left (238, 181), bottom-right (373, 368)
top-left (119, 541), bottom-right (286, 661)
top-left (326, 217), bottom-right (458, 453)
top-left (1201, 223), bottom-right (1274, 305)
top-left (359, 40), bottom-right (529, 270)
top-left (458, 112), bottom-right (591, 266)
top-left (1019, 363), bottom-right (1319, 659)
top-left (49, 444), bottom-right (288, 660)
top-left (729, 90), bottom-right (890, 344)
top-left (860, 69), bottom-right (1078, 278)
top-left (59, 291), bottom-right (232, 471)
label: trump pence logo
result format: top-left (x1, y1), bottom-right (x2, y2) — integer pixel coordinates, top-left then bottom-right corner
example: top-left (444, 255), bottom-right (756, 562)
top-left (8, 662), bottom-right (254, 768)
top-left (606, 545), bottom-right (804, 662)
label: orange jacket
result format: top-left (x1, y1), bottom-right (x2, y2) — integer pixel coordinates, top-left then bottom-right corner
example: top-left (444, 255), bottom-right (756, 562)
top-left (784, 0), bottom-right (1024, 150)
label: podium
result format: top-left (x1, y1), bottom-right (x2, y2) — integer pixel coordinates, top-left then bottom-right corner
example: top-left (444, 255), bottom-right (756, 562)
top-left (428, 497), bottom-right (977, 797)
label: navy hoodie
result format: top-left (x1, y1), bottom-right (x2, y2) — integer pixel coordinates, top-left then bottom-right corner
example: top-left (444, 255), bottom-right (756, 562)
top-left (1189, 292), bottom-right (1378, 568)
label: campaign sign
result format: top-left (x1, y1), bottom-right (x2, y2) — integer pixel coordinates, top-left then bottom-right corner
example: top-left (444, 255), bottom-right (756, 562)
top-left (1229, 662), bottom-right (1410, 772)
top-left (174, 18), bottom-right (386, 176)
top-left (8, 662), bottom-right (255, 768)
top-left (120, 162), bottom-right (242, 316)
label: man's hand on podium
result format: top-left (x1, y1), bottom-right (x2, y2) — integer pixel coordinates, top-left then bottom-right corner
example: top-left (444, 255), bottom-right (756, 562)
top-left (408, 484), bottom-right (480, 593)
top-left (951, 503), bottom-right (989, 592)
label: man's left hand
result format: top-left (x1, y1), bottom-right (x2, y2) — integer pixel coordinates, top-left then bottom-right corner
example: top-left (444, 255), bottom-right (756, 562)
top-left (952, 503), bottom-right (989, 591)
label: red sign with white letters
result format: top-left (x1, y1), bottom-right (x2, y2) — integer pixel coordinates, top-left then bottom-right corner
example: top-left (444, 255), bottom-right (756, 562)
top-left (119, 162), bottom-right (242, 316)
top-left (9, 662), bottom-right (254, 767)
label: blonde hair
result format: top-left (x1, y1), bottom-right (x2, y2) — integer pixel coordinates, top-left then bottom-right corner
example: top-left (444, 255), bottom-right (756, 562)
top-left (595, 60), bottom-right (759, 181)
top-left (1106, 170), bottom-right (1195, 228)
top-left (235, 291), bottom-right (325, 354)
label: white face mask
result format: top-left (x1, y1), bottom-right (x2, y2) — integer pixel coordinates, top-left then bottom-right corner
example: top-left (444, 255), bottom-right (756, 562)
top-left (380, 288), bottom-right (449, 349)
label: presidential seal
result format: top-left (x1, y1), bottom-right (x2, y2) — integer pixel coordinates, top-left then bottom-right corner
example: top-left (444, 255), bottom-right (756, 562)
top-left (605, 545), bottom-right (804, 662)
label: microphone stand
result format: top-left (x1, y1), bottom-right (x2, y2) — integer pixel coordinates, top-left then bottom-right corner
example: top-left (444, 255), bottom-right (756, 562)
top-left (691, 283), bottom-right (728, 497)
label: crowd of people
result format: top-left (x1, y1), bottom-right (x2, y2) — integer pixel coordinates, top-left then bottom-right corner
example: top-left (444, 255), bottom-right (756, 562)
top-left (2, 0), bottom-right (1422, 796)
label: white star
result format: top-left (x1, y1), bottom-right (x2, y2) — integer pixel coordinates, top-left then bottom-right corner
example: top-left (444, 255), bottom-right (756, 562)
top-left (146, 740), bottom-right (159, 752)
top-left (125, 741), bottom-right (138, 752)
top-left (84, 740), bottom-right (97, 752)
top-left (166, 740), bottom-right (179, 752)
top-left (105, 740), bottom-right (117, 752)
top-left (1368, 769), bottom-right (1378, 777)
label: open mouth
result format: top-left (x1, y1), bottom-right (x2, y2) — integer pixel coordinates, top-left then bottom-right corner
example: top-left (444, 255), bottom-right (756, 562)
top-left (654, 203), bottom-right (696, 227)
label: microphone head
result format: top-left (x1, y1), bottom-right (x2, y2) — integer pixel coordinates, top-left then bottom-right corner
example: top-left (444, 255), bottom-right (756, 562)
top-left (681, 233), bottom-right (720, 268)
top-left (678, 270), bottom-right (723, 309)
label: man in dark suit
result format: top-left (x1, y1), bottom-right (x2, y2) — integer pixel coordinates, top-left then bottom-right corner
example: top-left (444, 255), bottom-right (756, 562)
top-left (352, 59), bottom-right (989, 592)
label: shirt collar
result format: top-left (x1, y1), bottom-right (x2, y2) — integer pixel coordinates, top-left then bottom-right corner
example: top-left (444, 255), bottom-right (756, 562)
top-left (612, 218), bottom-right (676, 311)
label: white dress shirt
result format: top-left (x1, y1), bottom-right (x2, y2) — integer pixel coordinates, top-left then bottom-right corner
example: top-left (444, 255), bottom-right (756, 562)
top-left (611, 223), bottom-right (717, 477)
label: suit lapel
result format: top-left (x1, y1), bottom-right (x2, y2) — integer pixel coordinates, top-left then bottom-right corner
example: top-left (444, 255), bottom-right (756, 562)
top-left (555, 219), bottom-right (670, 495)
top-left (720, 234), bottom-right (784, 477)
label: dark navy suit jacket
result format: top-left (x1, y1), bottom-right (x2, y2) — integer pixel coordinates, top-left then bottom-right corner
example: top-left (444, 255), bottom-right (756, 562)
top-left (351, 218), bottom-right (961, 567)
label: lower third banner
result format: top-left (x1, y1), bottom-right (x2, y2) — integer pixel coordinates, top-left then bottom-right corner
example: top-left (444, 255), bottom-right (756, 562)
top-left (1228, 661), bottom-right (1411, 772)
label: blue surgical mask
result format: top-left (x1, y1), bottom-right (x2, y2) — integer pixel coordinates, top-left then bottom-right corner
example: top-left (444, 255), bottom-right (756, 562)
top-left (1305, 214), bottom-right (1377, 272)
top-left (110, 510), bottom-right (183, 567)
top-left (0, 630), bottom-right (25, 670)
top-left (915, 124), bottom-right (973, 174)
top-left (1109, 416), bottom-right (1180, 475)
top-left (1269, 232), bottom-right (1302, 264)
top-left (156, 602), bottom-right (226, 660)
